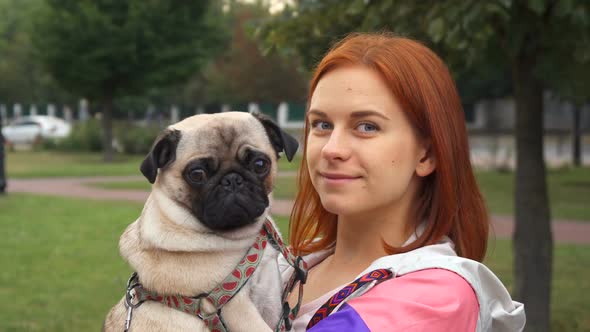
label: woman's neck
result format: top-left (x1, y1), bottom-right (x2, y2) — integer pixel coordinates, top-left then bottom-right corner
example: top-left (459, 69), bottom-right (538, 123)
top-left (328, 203), bottom-right (415, 272)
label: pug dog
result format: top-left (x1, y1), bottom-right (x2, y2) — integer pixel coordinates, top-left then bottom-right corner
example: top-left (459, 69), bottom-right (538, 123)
top-left (103, 111), bottom-right (298, 331)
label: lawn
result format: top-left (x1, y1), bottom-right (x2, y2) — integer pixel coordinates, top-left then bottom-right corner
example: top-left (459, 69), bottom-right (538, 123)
top-left (476, 167), bottom-right (590, 221)
top-left (4, 151), bottom-right (301, 178)
top-left (5, 151), bottom-right (144, 178)
top-left (1, 193), bottom-right (589, 331)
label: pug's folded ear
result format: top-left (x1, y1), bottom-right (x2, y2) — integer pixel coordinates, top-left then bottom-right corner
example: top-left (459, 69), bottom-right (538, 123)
top-left (140, 129), bottom-right (182, 183)
top-left (251, 112), bottom-right (299, 161)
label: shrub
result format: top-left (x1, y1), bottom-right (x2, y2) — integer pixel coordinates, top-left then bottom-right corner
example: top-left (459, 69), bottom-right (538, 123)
top-left (115, 123), bottom-right (161, 155)
top-left (53, 119), bottom-right (103, 152)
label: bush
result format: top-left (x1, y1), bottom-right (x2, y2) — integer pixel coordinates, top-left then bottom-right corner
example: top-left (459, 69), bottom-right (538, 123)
top-left (52, 119), bottom-right (103, 152)
top-left (40, 119), bottom-right (161, 155)
top-left (115, 123), bottom-right (161, 155)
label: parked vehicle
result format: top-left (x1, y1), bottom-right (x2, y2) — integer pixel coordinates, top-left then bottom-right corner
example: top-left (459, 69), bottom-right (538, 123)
top-left (1, 115), bottom-right (72, 146)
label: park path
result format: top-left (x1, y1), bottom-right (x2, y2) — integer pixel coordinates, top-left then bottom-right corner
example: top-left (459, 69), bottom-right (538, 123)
top-left (5, 175), bottom-right (590, 245)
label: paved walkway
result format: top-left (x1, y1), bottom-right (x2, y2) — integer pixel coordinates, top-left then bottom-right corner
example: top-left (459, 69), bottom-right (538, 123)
top-left (6, 175), bottom-right (590, 245)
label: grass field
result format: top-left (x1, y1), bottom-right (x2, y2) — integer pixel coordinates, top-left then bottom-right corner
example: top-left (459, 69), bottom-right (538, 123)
top-left (4, 151), bottom-right (301, 178)
top-left (475, 167), bottom-right (590, 221)
top-left (5, 151), bottom-right (145, 178)
top-left (1, 193), bottom-right (589, 331)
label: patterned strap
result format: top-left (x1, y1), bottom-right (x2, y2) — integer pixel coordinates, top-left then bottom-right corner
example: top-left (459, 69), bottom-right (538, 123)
top-left (202, 226), bottom-right (271, 331)
top-left (124, 220), bottom-right (307, 332)
top-left (263, 219), bottom-right (308, 331)
top-left (306, 269), bottom-right (394, 330)
top-left (130, 277), bottom-right (205, 317)
top-left (127, 229), bottom-right (269, 332)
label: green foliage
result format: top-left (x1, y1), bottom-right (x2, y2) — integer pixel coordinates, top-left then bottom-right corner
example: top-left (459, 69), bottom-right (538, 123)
top-left (115, 123), bottom-right (160, 155)
top-left (39, 119), bottom-right (161, 155)
top-left (32, 0), bottom-right (228, 101)
top-left (258, 0), bottom-right (590, 104)
top-left (0, 0), bottom-right (71, 104)
top-left (183, 1), bottom-right (308, 105)
top-left (53, 119), bottom-right (103, 152)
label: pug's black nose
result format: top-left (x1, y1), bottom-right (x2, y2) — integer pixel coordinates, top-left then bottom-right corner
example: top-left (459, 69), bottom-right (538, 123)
top-left (221, 173), bottom-right (244, 192)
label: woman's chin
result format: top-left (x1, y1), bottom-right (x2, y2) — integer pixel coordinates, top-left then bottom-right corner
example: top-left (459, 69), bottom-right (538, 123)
top-left (319, 196), bottom-right (358, 216)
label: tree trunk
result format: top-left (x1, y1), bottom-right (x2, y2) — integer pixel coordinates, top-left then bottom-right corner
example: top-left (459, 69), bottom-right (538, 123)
top-left (102, 96), bottom-right (115, 162)
top-left (512, 60), bottom-right (553, 332)
top-left (573, 106), bottom-right (581, 167)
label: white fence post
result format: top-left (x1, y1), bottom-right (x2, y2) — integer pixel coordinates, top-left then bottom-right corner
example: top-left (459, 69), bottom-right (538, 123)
top-left (47, 104), bottom-right (56, 117)
top-left (170, 105), bottom-right (180, 124)
top-left (0, 105), bottom-right (6, 126)
top-left (79, 99), bottom-right (90, 122)
top-left (13, 103), bottom-right (22, 121)
top-left (64, 106), bottom-right (73, 123)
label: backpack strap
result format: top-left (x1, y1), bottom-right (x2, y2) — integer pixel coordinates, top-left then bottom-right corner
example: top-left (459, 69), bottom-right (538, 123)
top-left (306, 269), bottom-right (394, 330)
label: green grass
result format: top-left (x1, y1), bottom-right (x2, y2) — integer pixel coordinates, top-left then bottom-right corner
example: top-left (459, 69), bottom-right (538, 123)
top-left (89, 180), bottom-right (151, 191)
top-left (4, 151), bottom-right (301, 178)
top-left (277, 154), bottom-right (302, 172)
top-left (273, 177), bottom-right (298, 199)
top-left (5, 151), bottom-right (144, 178)
top-left (0, 194), bottom-right (139, 331)
top-left (476, 167), bottom-right (590, 221)
top-left (1, 193), bottom-right (589, 331)
top-left (485, 240), bottom-right (590, 332)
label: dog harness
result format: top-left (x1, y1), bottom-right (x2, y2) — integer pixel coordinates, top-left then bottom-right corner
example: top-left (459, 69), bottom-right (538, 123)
top-left (122, 219), bottom-right (308, 332)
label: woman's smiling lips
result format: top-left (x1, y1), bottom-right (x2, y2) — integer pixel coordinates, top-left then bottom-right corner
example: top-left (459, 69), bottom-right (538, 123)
top-left (319, 172), bottom-right (362, 185)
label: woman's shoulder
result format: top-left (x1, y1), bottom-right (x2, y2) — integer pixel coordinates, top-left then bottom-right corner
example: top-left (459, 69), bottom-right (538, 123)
top-left (349, 269), bottom-right (479, 331)
top-left (356, 268), bottom-right (478, 305)
top-left (309, 269), bottom-right (479, 332)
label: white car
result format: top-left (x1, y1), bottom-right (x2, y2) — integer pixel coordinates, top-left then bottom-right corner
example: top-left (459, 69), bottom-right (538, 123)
top-left (1, 115), bottom-right (72, 145)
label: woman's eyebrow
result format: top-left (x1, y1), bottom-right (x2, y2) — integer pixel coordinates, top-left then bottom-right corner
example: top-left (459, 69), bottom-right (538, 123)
top-left (308, 109), bottom-right (391, 122)
top-left (308, 109), bottom-right (390, 120)
top-left (350, 110), bottom-right (390, 120)
top-left (308, 109), bottom-right (328, 118)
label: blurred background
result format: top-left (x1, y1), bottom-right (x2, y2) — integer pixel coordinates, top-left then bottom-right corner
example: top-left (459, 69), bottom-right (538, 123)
top-left (0, 0), bottom-right (588, 331)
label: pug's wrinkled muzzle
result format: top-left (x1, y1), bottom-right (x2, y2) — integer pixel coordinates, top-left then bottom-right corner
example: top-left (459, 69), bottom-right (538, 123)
top-left (200, 172), bottom-right (269, 231)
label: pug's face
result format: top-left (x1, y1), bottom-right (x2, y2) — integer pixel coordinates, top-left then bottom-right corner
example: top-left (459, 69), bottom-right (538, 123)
top-left (140, 112), bottom-right (298, 232)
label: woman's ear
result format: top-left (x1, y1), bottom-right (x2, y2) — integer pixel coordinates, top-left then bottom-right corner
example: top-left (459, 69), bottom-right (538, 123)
top-left (416, 142), bottom-right (436, 177)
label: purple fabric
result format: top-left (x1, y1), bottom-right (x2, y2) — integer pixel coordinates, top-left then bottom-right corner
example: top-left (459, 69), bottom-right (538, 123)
top-left (307, 303), bottom-right (370, 332)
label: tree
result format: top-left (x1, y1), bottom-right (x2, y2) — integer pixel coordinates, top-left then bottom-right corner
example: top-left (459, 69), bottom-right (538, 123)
top-left (183, 1), bottom-right (308, 106)
top-left (0, 0), bottom-right (71, 105)
top-left (259, 1), bottom-right (590, 330)
top-left (32, 0), bottom-right (227, 161)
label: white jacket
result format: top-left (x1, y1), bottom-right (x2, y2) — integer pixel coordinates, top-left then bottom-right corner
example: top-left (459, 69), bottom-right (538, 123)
top-left (279, 236), bottom-right (526, 331)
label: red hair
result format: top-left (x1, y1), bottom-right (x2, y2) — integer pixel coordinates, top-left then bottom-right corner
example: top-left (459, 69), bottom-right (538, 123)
top-left (289, 33), bottom-right (489, 261)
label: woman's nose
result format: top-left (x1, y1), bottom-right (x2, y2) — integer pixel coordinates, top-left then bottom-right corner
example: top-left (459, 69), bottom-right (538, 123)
top-left (321, 129), bottom-right (352, 161)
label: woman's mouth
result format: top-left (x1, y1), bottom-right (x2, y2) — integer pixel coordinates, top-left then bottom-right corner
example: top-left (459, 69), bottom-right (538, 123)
top-left (319, 172), bottom-right (362, 185)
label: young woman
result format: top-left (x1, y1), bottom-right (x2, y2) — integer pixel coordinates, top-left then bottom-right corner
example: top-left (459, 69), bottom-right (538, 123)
top-left (280, 33), bottom-right (525, 331)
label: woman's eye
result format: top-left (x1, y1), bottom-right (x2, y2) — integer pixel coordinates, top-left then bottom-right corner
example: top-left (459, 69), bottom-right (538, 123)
top-left (311, 120), bottom-right (332, 131)
top-left (357, 122), bottom-right (378, 133)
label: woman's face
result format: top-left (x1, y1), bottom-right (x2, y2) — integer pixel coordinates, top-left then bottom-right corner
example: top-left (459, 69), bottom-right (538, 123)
top-left (306, 65), bottom-right (434, 219)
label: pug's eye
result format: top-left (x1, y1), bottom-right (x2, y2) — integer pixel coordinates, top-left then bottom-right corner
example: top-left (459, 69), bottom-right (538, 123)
top-left (251, 158), bottom-right (270, 175)
top-left (188, 168), bottom-right (207, 183)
